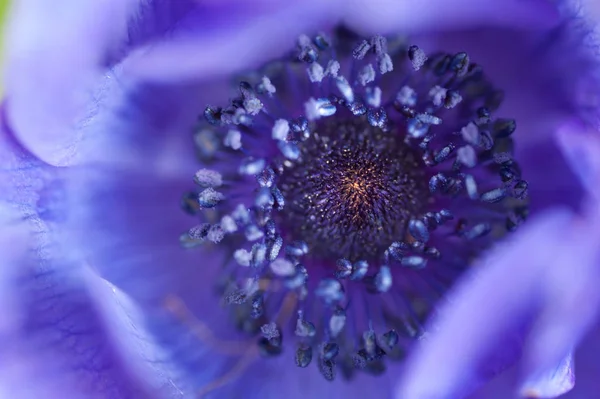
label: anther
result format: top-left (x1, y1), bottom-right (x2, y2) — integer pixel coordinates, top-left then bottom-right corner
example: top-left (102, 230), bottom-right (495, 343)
top-left (239, 158), bottom-right (266, 175)
top-left (270, 258), bottom-right (296, 277)
top-left (224, 129), bottom-right (242, 150)
top-left (353, 40), bottom-right (371, 60)
top-left (401, 256), bottom-right (427, 270)
top-left (261, 322), bottom-right (281, 340)
top-left (295, 345), bottom-right (313, 368)
top-left (408, 45), bottom-right (427, 71)
top-left (316, 279), bottom-right (345, 305)
top-left (272, 119), bottom-right (290, 141)
top-left (335, 258), bottom-right (353, 279)
top-left (375, 265), bottom-right (392, 292)
top-left (358, 64), bottom-right (376, 86)
top-left (350, 260), bottom-right (369, 280)
top-left (234, 249), bottom-right (252, 267)
top-left (295, 312), bottom-right (316, 337)
top-left (194, 169), bottom-right (223, 188)
top-left (308, 62), bottom-right (325, 83)
top-left (480, 188), bottom-right (507, 203)
top-left (408, 219), bottom-right (430, 243)
top-left (329, 307), bottom-right (347, 337)
top-left (322, 343), bottom-right (340, 361)
top-left (198, 188), bottom-right (225, 208)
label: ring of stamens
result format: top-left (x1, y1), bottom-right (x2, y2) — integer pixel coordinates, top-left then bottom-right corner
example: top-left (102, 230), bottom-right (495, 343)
top-left (180, 29), bottom-right (530, 384)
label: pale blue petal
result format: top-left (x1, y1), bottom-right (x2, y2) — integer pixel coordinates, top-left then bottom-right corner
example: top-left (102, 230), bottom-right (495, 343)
top-left (519, 353), bottom-right (575, 398)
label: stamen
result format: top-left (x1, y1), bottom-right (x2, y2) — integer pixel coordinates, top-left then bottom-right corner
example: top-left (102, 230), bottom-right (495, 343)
top-left (239, 158), bottom-right (265, 175)
top-left (329, 307), bottom-right (347, 337)
top-left (257, 76), bottom-right (276, 96)
top-left (271, 119), bottom-right (290, 141)
top-left (270, 258), bottom-right (295, 277)
top-left (181, 29), bottom-right (530, 385)
top-left (164, 295), bottom-right (252, 355)
top-left (358, 64), bottom-right (376, 86)
top-left (351, 260), bottom-right (369, 281)
top-left (194, 169), bottom-right (223, 188)
top-left (353, 40), bottom-right (371, 60)
top-left (307, 62), bottom-right (325, 83)
top-left (325, 60), bottom-right (341, 77)
top-left (224, 129), bottom-right (242, 150)
top-left (408, 45), bottom-right (428, 71)
top-left (198, 188), bottom-right (225, 208)
top-left (374, 265), bottom-right (392, 292)
top-left (295, 345), bottom-right (313, 368)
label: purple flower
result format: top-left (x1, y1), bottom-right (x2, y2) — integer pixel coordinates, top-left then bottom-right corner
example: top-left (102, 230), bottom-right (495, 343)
top-left (1, 1), bottom-right (599, 398)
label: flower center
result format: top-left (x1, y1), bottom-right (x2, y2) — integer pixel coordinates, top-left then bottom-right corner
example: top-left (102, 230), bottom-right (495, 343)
top-left (180, 28), bottom-right (530, 384)
top-left (278, 118), bottom-right (427, 261)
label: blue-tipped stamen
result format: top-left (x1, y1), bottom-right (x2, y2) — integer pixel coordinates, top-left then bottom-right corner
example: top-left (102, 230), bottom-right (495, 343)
top-left (181, 28), bottom-right (529, 382)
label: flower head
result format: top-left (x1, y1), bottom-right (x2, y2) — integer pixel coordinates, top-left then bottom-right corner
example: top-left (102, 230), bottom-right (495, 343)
top-left (180, 27), bottom-right (532, 384)
top-left (1, 1), bottom-right (599, 398)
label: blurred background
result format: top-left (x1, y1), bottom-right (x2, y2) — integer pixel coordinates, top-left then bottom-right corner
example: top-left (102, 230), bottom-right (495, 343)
top-left (0, 0), bottom-right (10, 94)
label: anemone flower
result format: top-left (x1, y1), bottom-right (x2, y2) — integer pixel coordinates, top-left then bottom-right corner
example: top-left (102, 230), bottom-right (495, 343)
top-left (1, 1), bottom-right (599, 398)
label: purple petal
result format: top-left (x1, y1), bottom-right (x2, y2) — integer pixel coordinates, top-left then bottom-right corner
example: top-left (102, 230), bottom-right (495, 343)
top-left (343, 0), bottom-right (560, 34)
top-left (3, 0), bottom-right (142, 166)
top-left (64, 75), bottom-right (212, 303)
top-left (3, 0), bottom-right (288, 166)
top-left (0, 231), bottom-right (176, 397)
top-left (122, 2), bottom-right (341, 83)
top-left (395, 209), bottom-right (577, 399)
top-left (471, 328), bottom-right (600, 398)
top-left (563, 327), bottom-right (600, 398)
top-left (0, 115), bottom-right (194, 398)
top-left (398, 197), bottom-right (600, 399)
top-left (520, 211), bottom-right (600, 389)
top-left (517, 138), bottom-right (584, 212)
top-left (59, 75), bottom-right (243, 393)
top-left (555, 122), bottom-right (600, 204)
top-left (519, 353), bottom-right (575, 398)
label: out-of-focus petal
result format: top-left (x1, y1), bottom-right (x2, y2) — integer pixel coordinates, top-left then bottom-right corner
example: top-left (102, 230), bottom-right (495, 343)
top-left (398, 188), bottom-right (600, 399)
top-left (555, 122), bottom-right (600, 204)
top-left (3, 0), bottom-right (141, 166)
top-left (395, 209), bottom-right (577, 399)
top-left (343, 0), bottom-right (559, 35)
top-left (0, 202), bottom-right (29, 338)
top-left (471, 328), bottom-right (600, 398)
top-left (60, 75), bottom-right (242, 395)
top-left (65, 72), bottom-right (211, 302)
top-left (0, 112), bottom-right (191, 398)
top-left (518, 124), bottom-right (600, 393)
top-left (521, 211), bottom-right (600, 377)
top-left (563, 326), bottom-right (600, 398)
top-left (124, 0), bottom-right (562, 84)
top-left (0, 257), bottom-right (183, 398)
top-left (4, 0), bottom-right (312, 166)
top-left (0, 227), bottom-right (165, 397)
top-left (122, 1), bottom-right (341, 83)
top-left (519, 353), bottom-right (575, 399)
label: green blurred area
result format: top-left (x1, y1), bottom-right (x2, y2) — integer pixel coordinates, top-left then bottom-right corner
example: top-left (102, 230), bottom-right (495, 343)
top-left (0, 0), bottom-right (9, 94)
top-left (0, 0), bottom-right (8, 48)
top-left (0, 0), bottom-right (7, 22)
top-left (0, 0), bottom-right (8, 41)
